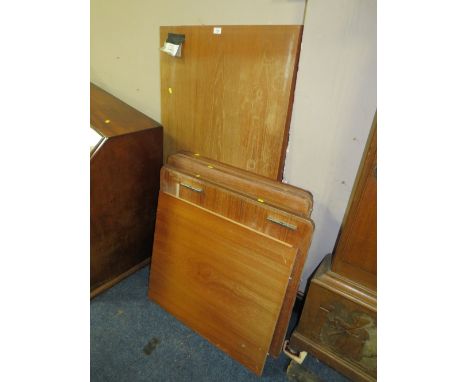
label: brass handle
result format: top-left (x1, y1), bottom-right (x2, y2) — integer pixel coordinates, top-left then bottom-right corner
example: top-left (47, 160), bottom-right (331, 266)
top-left (267, 216), bottom-right (297, 230)
top-left (180, 183), bottom-right (203, 193)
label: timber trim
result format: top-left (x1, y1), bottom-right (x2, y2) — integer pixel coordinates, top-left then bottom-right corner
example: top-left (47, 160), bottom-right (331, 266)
top-left (90, 257), bottom-right (151, 299)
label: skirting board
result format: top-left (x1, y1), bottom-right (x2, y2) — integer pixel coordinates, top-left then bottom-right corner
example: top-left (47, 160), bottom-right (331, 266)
top-left (91, 257), bottom-right (151, 299)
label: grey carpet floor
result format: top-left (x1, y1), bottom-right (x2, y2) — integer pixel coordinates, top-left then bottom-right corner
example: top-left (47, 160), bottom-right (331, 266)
top-left (91, 266), bottom-right (350, 382)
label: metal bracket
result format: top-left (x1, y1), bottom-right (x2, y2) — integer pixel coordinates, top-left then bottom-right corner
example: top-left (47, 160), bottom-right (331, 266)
top-left (267, 216), bottom-right (297, 230)
top-left (180, 183), bottom-right (203, 193)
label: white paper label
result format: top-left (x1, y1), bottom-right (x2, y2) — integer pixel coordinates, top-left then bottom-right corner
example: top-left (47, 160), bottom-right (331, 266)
top-left (213, 27), bottom-right (222, 35)
top-left (160, 42), bottom-right (181, 57)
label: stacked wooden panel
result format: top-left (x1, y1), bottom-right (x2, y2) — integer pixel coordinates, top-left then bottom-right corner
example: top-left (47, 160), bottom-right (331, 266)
top-left (148, 152), bottom-right (314, 375)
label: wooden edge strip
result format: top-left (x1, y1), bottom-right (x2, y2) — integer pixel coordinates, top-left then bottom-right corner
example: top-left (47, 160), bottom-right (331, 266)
top-left (90, 257), bottom-right (151, 299)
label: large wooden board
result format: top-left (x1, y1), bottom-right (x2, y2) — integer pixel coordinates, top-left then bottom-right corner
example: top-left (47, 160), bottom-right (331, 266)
top-left (148, 193), bottom-right (297, 375)
top-left (160, 165), bottom-right (314, 357)
top-left (160, 25), bottom-right (303, 180)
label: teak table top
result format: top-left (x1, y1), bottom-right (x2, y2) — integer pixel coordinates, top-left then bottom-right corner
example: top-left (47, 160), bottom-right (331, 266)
top-left (160, 25), bottom-right (302, 179)
top-left (148, 193), bottom-right (297, 375)
top-left (160, 162), bottom-right (315, 357)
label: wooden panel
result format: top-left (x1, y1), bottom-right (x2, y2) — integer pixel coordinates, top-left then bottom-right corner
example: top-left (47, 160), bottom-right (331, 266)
top-left (160, 26), bottom-right (303, 180)
top-left (332, 116), bottom-right (377, 290)
top-left (148, 193), bottom-right (297, 375)
top-left (167, 151), bottom-right (313, 217)
top-left (91, 83), bottom-right (161, 137)
top-left (91, 129), bottom-right (163, 293)
top-left (161, 165), bottom-right (312, 247)
top-left (160, 164), bottom-right (314, 356)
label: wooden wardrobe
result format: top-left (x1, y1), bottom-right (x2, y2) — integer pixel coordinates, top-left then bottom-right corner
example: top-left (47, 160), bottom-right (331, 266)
top-left (290, 114), bottom-right (377, 381)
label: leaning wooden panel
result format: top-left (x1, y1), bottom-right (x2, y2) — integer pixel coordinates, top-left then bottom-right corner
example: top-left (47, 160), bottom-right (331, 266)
top-left (148, 193), bottom-right (297, 375)
top-left (160, 165), bottom-right (313, 246)
top-left (160, 165), bottom-right (314, 357)
top-left (167, 151), bottom-right (313, 217)
top-left (160, 26), bottom-right (302, 180)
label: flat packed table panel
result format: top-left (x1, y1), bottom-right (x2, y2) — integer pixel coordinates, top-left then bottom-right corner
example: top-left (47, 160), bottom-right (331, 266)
top-left (160, 164), bottom-right (314, 356)
top-left (160, 26), bottom-right (302, 180)
top-left (148, 193), bottom-right (297, 375)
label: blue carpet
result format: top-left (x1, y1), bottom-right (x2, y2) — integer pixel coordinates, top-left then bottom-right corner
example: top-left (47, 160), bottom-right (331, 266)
top-left (91, 266), bottom-right (350, 381)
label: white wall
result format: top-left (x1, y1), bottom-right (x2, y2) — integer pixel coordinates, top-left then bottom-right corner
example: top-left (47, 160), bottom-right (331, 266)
top-left (90, 0), bottom-right (377, 292)
top-left (283, 0), bottom-right (377, 291)
top-left (91, 0), bottom-right (306, 121)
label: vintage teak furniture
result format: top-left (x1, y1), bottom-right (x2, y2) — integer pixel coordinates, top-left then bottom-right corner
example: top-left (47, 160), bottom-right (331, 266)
top-left (90, 83), bottom-right (163, 297)
top-left (289, 116), bottom-right (377, 381)
top-left (148, 154), bottom-right (314, 375)
top-left (160, 25), bottom-right (303, 180)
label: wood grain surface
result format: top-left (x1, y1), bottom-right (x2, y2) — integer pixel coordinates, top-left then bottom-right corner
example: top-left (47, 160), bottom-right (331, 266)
top-left (148, 193), bottom-right (297, 375)
top-left (90, 83), bottom-right (163, 296)
top-left (161, 165), bottom-right (312, 246)
top-left (289, 115), bottom-right (378, 382)
top-left (91, 83), bottom-right (161, 137)
top-left (290, 255), bottom-right (377, 382)
top-left (290, 283), bottom-right (377, 382)
top-left (167, 151), bottom-right (313, 217)
top-left (332, 115), bottom-right (377, 290)
top-left (160, 164), bottom-right (314, 356)
top-left (160, 26), bottom-right (302, 179)
top-left (91, 129), bottom-right (163, 293)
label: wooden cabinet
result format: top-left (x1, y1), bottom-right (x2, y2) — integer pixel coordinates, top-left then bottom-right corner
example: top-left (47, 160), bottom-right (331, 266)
top-left (90, 83), bottom-right (163, 297)
top-left (289, 114), bottom-right (377, 382)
